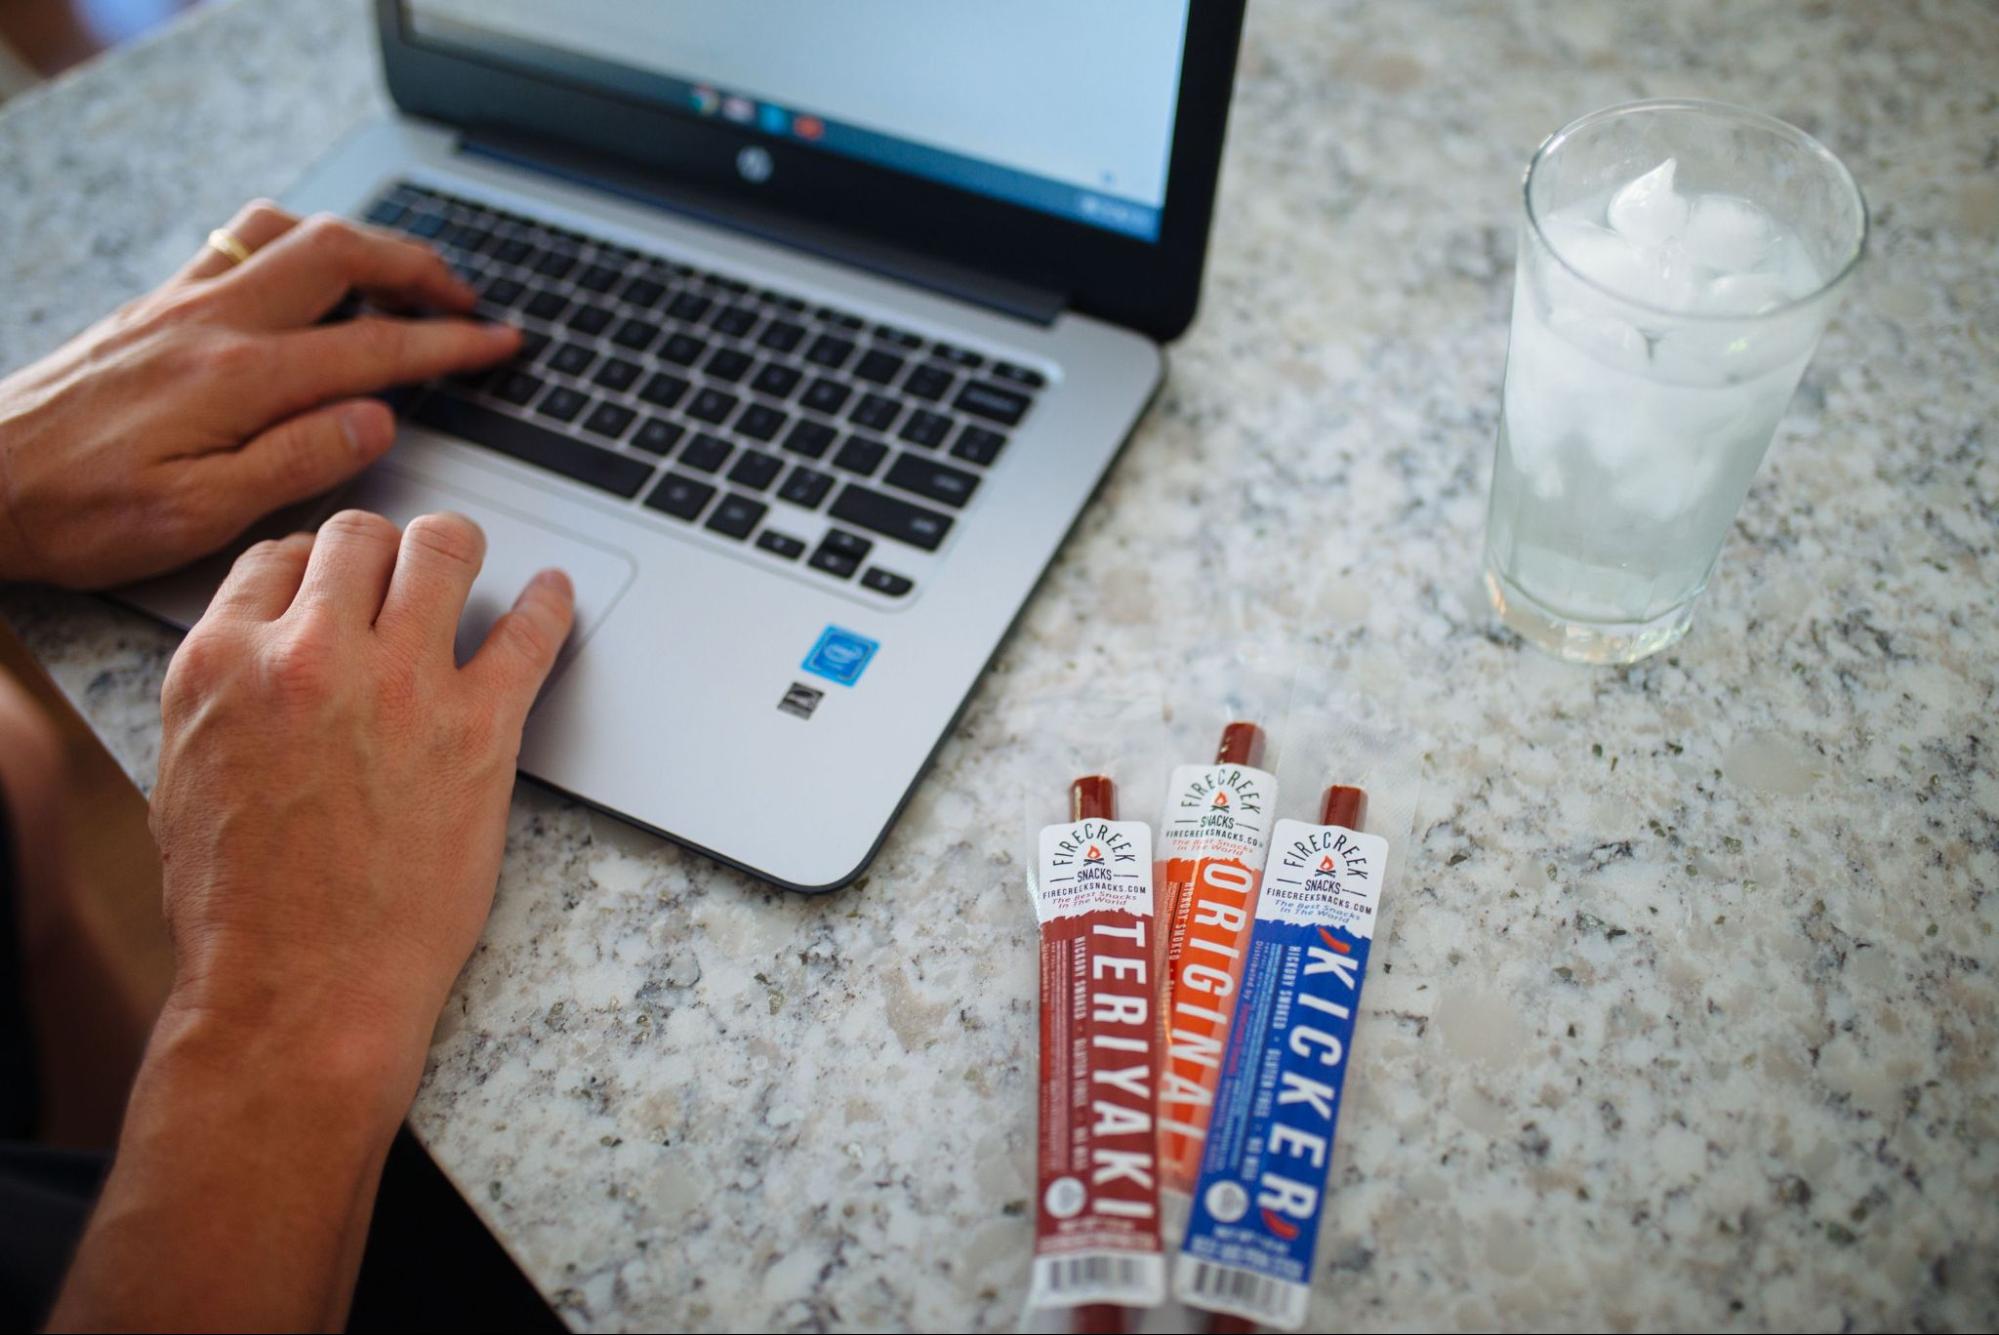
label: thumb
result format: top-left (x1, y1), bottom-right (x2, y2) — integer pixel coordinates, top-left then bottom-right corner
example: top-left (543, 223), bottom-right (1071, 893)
top-left (203, 398), bottom-right (395, 511)
top-left (468, 568), bottom-right (576, 723)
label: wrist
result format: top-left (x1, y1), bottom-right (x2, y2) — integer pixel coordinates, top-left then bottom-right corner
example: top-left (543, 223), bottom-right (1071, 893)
top-left (151, 972), bottom-right (427, 1144)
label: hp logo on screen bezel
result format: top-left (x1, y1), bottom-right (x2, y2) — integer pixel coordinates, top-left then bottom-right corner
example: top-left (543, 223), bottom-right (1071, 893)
top-left (736, 146), bottom-right (774, 184)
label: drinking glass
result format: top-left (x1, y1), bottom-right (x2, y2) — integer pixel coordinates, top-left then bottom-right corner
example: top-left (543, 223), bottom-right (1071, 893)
top-left (1483, 100), bottom-right (1867, 664)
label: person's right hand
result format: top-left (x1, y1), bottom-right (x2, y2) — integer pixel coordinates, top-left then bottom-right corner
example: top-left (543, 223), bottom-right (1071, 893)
top-left (0, 200), bottom-right (519, 590)
top-left (148, 509), bottom-right (574, 1092)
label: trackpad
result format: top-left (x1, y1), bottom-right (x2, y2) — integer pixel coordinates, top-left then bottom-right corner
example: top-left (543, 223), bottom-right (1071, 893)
top-left (336, 468), bottom-right (637, 671)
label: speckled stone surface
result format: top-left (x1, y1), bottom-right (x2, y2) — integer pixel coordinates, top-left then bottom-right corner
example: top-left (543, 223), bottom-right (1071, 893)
top-left (3, 1), bottom-right (1996, 1330)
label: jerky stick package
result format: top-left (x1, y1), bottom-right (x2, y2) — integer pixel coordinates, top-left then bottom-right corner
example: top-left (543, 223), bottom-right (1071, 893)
top-left (1016, 694), bottom-right (1172, 1332)
top-left (1154, 653), bottom-right (1293, 1210)
top-left (1174, 700), bottom-right (1421, 1331)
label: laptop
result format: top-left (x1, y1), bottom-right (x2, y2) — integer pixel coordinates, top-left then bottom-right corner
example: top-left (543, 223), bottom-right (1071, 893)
top-left (127, 0), bottom-right (1246, 891)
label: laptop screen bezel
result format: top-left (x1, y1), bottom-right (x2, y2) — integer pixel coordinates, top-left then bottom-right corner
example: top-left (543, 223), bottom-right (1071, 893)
top-left (377, 0), bottom-right (1243, 341)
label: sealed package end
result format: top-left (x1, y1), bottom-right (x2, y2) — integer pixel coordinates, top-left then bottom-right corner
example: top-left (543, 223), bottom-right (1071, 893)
top-left (1028, 774), bottom-right (1166, 1316)
top-left (1174, 784), bottom-right (1389, 1330)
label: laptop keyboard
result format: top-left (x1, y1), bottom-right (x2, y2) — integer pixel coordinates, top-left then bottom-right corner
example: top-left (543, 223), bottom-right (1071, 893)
top-left (361, 181), bottom-right (1050, 600)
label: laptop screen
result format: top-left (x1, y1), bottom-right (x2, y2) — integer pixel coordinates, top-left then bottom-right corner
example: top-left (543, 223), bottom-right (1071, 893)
top-left (404, 1), bottom-right (1190, 242)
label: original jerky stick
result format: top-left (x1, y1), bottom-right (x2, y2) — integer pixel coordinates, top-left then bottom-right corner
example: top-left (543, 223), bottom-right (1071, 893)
top-left (1156, 723), bottom-right (1280, 1200)
top-left (1027, 775), bottom-right (1165, 1316)
top-left (1175, 785), bottom-right (1384, 1330)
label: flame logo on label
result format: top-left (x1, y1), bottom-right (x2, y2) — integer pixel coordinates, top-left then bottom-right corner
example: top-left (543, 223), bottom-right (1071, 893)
top-left (1318, 854), bottom-right (1337, 872)
top-left (1318, 926), bottom-right (1351, 955)
top-left (1212, 791), bottom-right (1231, 808)
top-left (1084, 844), bottom-right (1105, 863)
top-left (1261, 1208), bottom-right (1301, 1240)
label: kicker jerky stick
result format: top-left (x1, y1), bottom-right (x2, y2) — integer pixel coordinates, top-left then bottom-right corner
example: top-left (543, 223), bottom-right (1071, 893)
top-left (1175, 785), bottom-right (1386, 1330)
top-left (1028, 776), bottom-right (1166, 1320)
top-left (1156, 723), bottom-right (1280, 1201)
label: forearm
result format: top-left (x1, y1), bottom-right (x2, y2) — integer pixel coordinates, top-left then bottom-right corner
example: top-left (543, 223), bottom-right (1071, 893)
top-left (47, 993), bottom-right (421, 1332)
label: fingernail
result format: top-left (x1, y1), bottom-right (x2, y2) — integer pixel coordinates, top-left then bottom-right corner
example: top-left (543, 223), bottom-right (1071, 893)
top-left (485, 321), bottom-right (522, 341)
top-left (338, 401), bottom-right (388, 457)
top-left (531, 568), bottom-right (573, 597)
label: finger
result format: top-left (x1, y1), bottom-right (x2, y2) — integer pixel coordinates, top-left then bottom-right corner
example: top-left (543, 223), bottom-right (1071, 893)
top-left (291, 509), bottom-right (403, 627)
top-left (193, 398), bottom-right (396, 517)
top-left (467, 569), bottom-right (575, 722)
top-left (206, 532), bottom-right (316, 622)
top-left (248, 317), bottom-right (517, 421)
top-left (208, 213), bottom-right (477, 328)
top-left (172, 199), bottom-right (299, 285)
top-left (375, 512), bottom-right (487, 660)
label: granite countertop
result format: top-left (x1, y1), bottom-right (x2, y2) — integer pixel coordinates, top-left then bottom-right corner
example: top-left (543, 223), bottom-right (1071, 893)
top-left (2, 1), bottom-right (1995, 1329)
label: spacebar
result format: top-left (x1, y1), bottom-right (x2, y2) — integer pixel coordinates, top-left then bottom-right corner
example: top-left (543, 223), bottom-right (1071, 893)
top-left (411, 392), bottom-right (654, 499)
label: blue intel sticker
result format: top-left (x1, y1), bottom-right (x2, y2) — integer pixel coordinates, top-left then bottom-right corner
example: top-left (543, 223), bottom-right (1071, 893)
top-left (802, 626), bottom-right (879, 687)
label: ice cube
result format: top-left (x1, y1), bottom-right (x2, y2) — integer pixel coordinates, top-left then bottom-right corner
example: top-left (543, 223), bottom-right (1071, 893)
top-left (1607, 159), bottom-right (1690, 249)
top-left (1682, 194), bottom-right (1775, 273)
top-left (1542, 209), bottom-right (1700, 311)
top-left (1700, 271), bottom-right (1793, 316)
top-left (1548, 303), bottom-right (1647, 369)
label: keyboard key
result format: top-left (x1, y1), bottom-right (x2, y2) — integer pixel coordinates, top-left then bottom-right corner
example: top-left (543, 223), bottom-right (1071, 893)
top-left (644, 473), bottom-right (716, 522)
top-left (759, 319), bottom-right (806, 352)
top-left (492, 237), bottom-right (533, 264)
top-left (993, 361), bottom-right (1047, 389)
top-left (777, 466), bottom-right (835, 509)
top-left (816, 307), bottom-right (865, 331)
top-left (639, 372), bottom-right (690, 408)
top-left (548, 342), bottom-right (596, 376)
top-left (873, 325), bottom-right (922, 349)
top-left (516, 330), bottom-right (551, 362)
top-left (660, 331), bottom-right (706, 365)
top-left (711, 304), bottom-right (758, 337)
top-left (805, 334), bottom-right (856, 369)
top-left (525, 289), bottom-right (569, 321)
top-left (829, 484), bottom-right (953, 550)
top-left (568, 303), bottom-right (614, 336)
top-left (364, 199), bottom-right (406, 226)
top-left (705, 494), bottom-right (768, 540)
top-left (932, 342), bottom-right (984, 369)
top-left (756, 530), bottom-right (806, 560)
top-left (613, 318), bottom-right (661, 351)
top-left (407, 212), bottom-right (447, 239)
top-left (751, 362), bottom-right (802, 399)
top-left (849, 392), bottom-right (901, 432)
top-left (577, 263), bottom-right (620, 293)
top-left (885, 453), bottom-right (979, 507)
top-left (621, 276), bottom-right (666, 307)
top-left (535, 251), bottom-right (577, 280)
top-left (853, 348), bottom-right (905, 384)
top-left (951, 424), bottom-right (1008, 466)
top-left (632, 417), bottom-right (685, 455)
top-left (782, 420), bottom-right (837, 459)
top-left (687, 386), bottom-right (738, 424)
top-left (493, 369), bottom-right (542, 405)
top-left (861, 567), bottom-right (914, 597)
top-left (667, 291), bottom-right (712, 322)
top-left (737, 403), bottom-right (787, 441)
top-left (832, 435), bottom-right (888, 476)
top-left (481, 276), bottom-right (525, 306)
top-left (809, 530), bottom-right (870, 578)
top-left (582, 401), bottom-right (636, 440)
top-left (704, 348), bottom-right (754, 383)
top-left (955, 380), bottom-right (1031, 425)
top-left (413, 393), bottom-right (654, 498)
top-left (728, 450), bottom-right (783, 491)
top-left (899, 409), bottom-right (951, 448)
top-left (593, 357), bottom-right (641, 391)
top-left (536, 386), bottom-right (588, 422)
top-left (711, 275), bottom-right (750, 296)
top-left (801, 378), bottom-right (851, 415)
top-left (680, 433), bottom-right (732, 473)
top-left (904, 364), bottom-right (954, 401)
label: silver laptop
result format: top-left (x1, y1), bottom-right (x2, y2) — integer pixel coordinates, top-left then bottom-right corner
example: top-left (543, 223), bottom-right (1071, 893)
top-left (128, 0), bottom-right (1246, 890)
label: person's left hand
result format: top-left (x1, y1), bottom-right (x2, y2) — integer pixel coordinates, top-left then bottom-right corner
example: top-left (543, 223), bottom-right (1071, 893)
top-left (0, 200), bottom-right (520, 589)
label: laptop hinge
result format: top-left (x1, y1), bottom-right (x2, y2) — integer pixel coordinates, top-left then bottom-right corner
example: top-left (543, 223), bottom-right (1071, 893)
top-left (455, 128), bottom-right (1068, 327)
